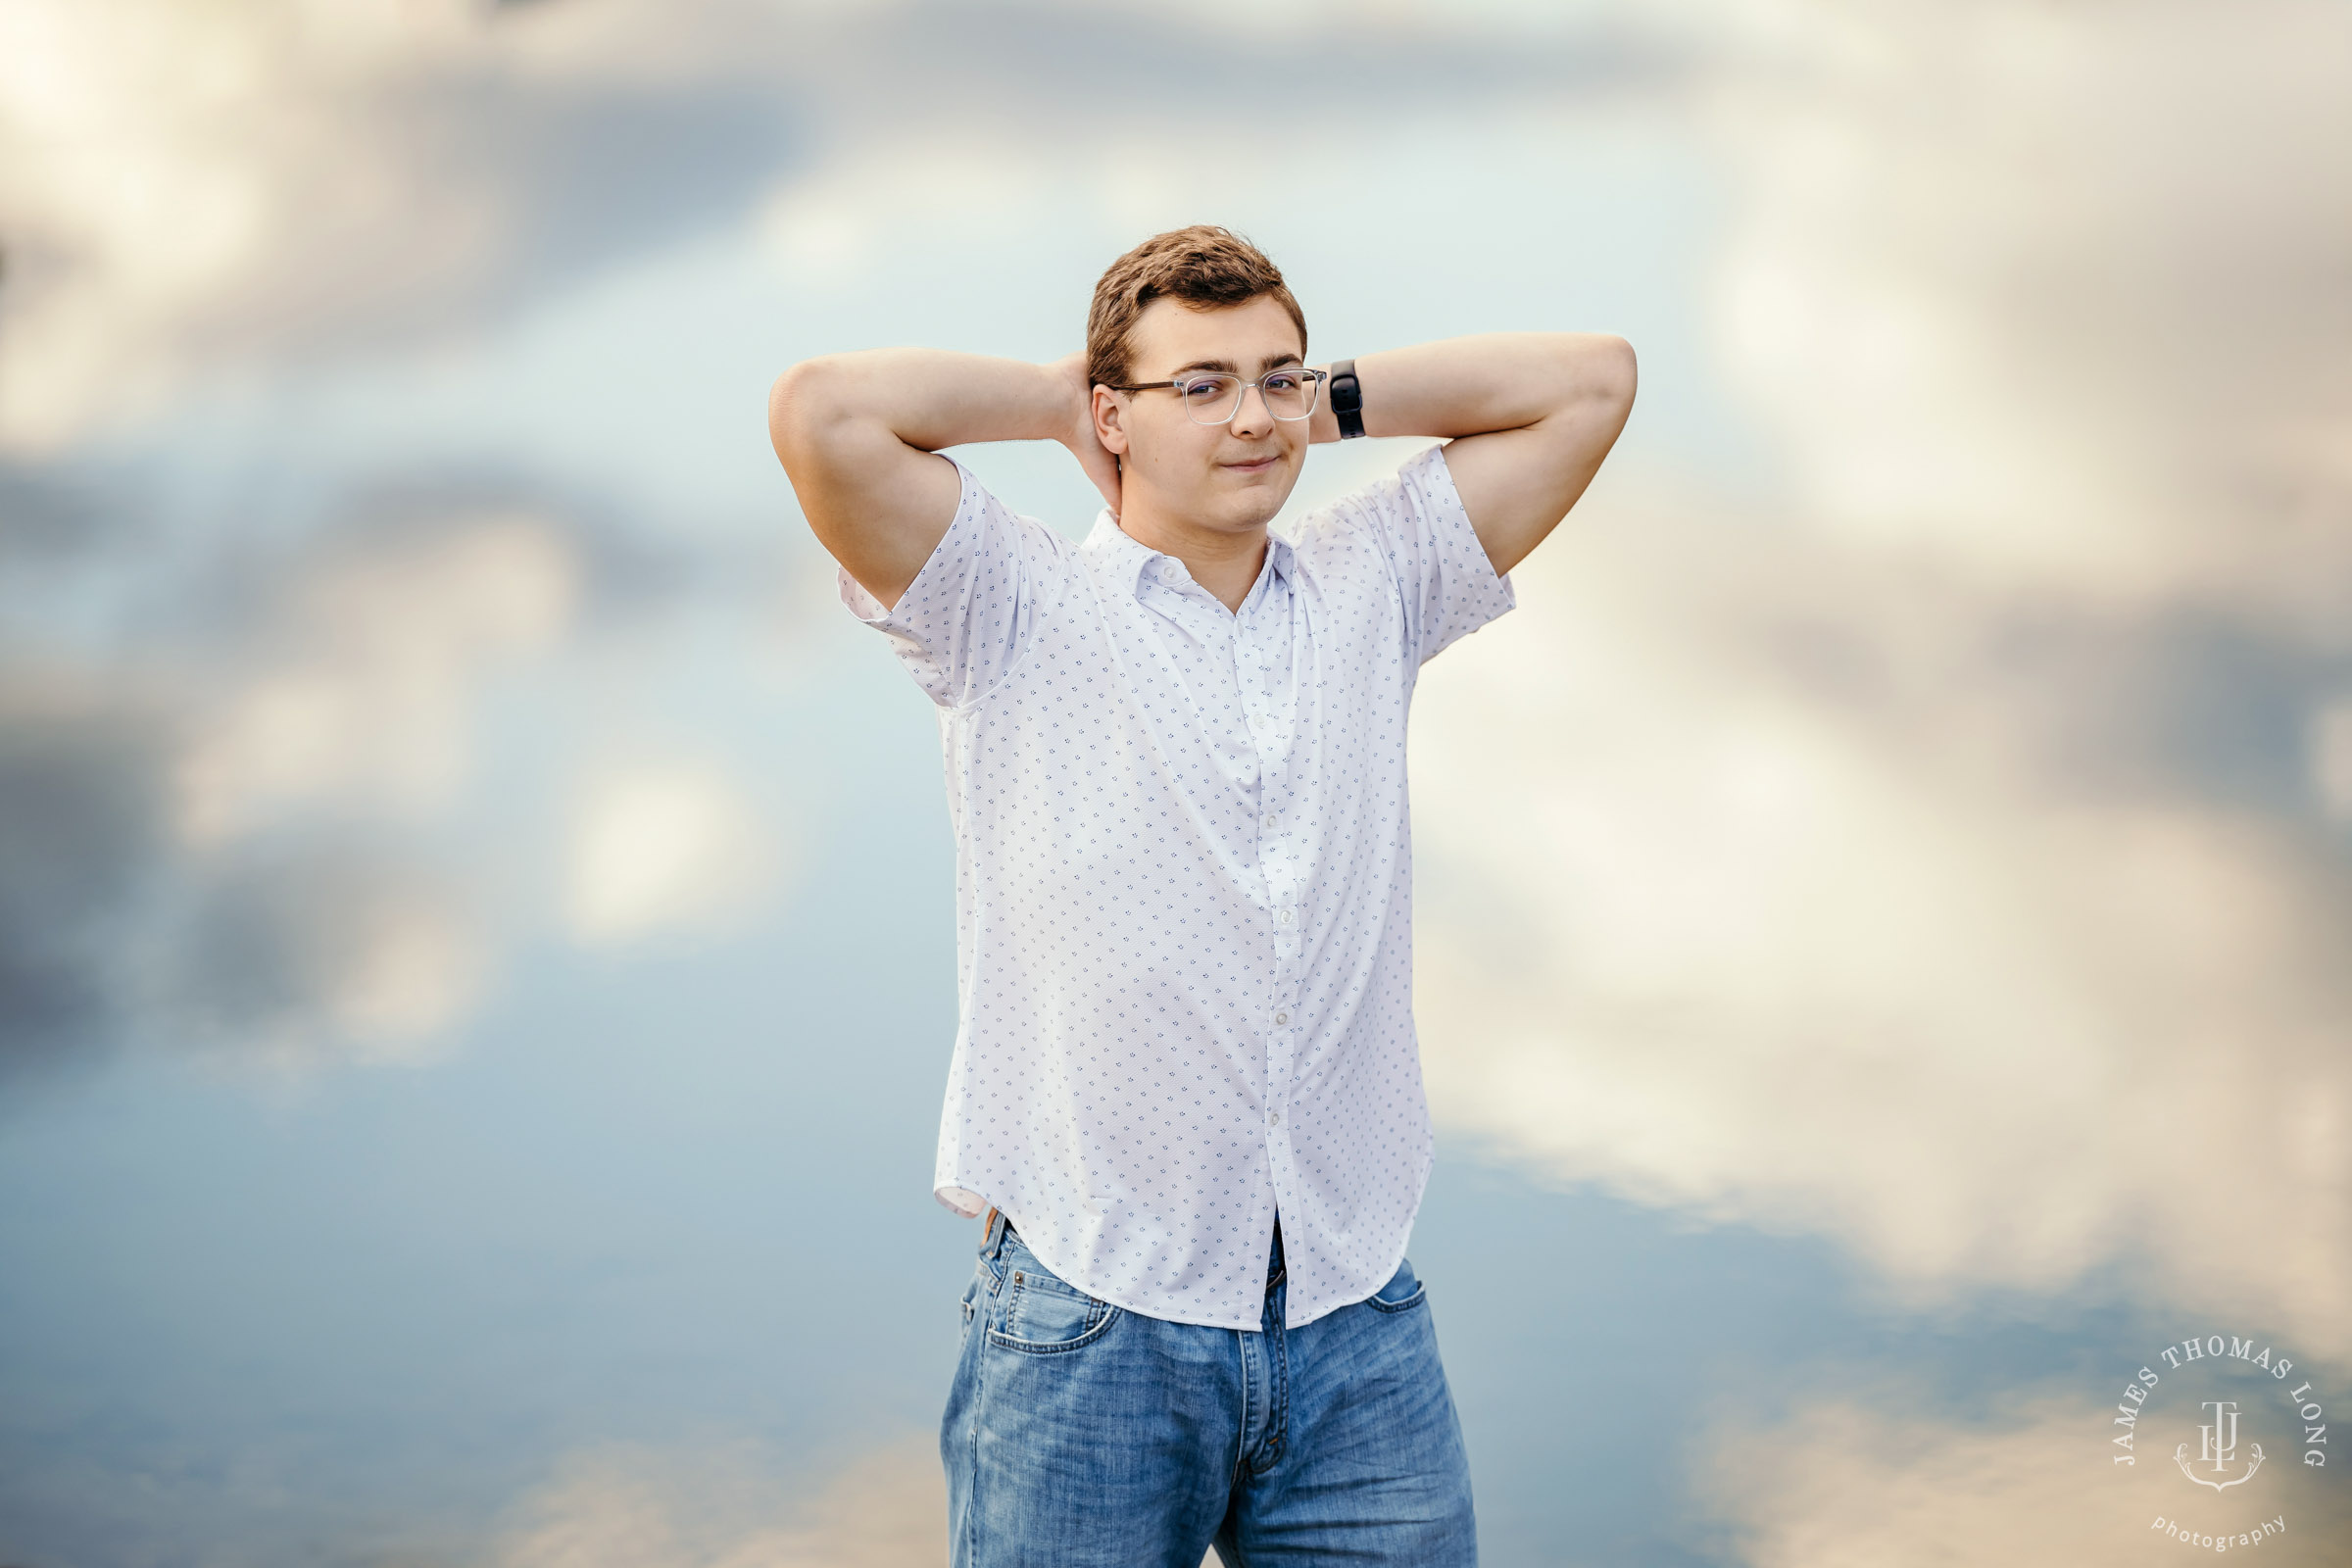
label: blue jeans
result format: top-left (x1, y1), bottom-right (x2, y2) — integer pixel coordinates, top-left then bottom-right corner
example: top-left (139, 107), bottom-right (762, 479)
top-left (942, 1212), bottom-right (1477, 1566)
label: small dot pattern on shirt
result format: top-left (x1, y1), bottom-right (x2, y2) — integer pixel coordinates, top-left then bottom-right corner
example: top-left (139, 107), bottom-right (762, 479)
top-left (837, 444), bottom-right (1515, 1331)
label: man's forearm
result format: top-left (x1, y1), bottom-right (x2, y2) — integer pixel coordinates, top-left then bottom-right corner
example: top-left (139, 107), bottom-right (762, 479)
top-left (1303, 331), bottom-right (1637, 575)
top-left (1305, 332), bottom-right (1636, 444)
top-left (774, 348), bottom-right (1075, 454)
top-left (769, 347), bottom-right (1114, 609)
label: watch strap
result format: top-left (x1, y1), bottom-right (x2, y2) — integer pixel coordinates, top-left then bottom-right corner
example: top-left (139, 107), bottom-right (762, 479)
top-left (1329, 358), bottom-right (1365, 439)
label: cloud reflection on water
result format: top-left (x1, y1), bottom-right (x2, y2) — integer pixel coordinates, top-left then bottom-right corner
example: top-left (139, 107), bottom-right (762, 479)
top-left (490, 1431), bottom-right (943, 1568)
top-left (1412, 0), bottom-right (2352, 1365)
top-left (0, 463), bottom-right (793, 1086)
top-left (1696, 1382), bottom-right (2352, 1568)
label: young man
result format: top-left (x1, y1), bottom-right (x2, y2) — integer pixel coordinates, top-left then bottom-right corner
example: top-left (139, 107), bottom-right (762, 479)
top-left (768, 226), bottom-right (1635, 1567)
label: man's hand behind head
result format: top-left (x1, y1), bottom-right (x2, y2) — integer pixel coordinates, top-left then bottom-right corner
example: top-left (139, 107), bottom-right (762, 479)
top-left (1054, 351), bottom-right (1122, 515)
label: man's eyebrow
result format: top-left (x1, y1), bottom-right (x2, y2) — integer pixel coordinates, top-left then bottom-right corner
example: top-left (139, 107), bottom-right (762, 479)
top-left (1160, 352), bottom-right (1305, 377)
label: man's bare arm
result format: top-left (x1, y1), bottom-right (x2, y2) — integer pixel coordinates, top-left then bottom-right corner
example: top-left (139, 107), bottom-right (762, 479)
top-left (767, 349), bottom-right (1118, 611)
top-left (1306, 333), bottom-right (1637, 576)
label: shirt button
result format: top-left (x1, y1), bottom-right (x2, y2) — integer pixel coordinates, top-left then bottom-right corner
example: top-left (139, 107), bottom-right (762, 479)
top-left (1277, 908), bottom-right (1296, 927)
top-left (1251, 713), bottom-right (1268, 729)
top-left (1269, 1110), bottom-right (1283, 1127)
top-left (1274, 1010), bottom-right (1291, 1026)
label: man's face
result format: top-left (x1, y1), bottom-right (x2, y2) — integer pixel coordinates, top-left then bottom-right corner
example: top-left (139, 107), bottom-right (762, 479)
top-left (1095, 293), bottom-right (1309, 535)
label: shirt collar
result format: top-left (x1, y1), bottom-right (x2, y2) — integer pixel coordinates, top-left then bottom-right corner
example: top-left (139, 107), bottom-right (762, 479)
top-left (1080, 511), bottom-right (1295, 601)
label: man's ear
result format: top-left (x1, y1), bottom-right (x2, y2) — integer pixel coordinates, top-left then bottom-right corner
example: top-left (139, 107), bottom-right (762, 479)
top-left (1093, 385), bottom-right (1130, 458)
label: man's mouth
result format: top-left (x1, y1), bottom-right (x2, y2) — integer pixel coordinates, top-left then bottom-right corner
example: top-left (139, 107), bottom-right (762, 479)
top-left (1222, 455), bottom-right (1281, 473)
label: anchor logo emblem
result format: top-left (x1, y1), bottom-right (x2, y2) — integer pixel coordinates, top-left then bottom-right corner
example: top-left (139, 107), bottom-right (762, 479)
top-left (2174, 1399), bottom-right (2265, 1492)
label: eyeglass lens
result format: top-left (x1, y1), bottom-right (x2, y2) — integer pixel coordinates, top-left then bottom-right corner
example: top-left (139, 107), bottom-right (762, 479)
top-left (1179, 371), bottom-right (1319, 425)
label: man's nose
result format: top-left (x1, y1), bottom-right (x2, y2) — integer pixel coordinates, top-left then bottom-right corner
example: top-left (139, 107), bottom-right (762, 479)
top-left (1228, 383), bottom-right (1276, 432)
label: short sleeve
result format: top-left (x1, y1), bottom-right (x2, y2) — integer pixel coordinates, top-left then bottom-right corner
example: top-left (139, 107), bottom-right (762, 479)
top-left (835, 456), bottom-right (1051, 708)
top-left (1341, 444), bottom-right (1516, 665)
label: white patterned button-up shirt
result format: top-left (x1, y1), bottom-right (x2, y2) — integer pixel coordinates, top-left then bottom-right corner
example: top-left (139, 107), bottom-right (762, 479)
top-left (838, 444), bottom-right (1514, 1330)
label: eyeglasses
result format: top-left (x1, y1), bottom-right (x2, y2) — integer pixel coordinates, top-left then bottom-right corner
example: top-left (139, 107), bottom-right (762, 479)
top-left (1106, 367), bottom-right (1327, 426)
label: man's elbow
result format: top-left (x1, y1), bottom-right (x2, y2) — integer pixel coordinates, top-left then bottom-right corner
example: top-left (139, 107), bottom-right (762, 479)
top-left (767, 357), bottom-right (848, 467)
top-left (1582, 334), bottom-right (1637, 411)
top-left (1527, 334), bottom-right (1635, 431)
top-left (1610, 335), bottom-right (1638, 406)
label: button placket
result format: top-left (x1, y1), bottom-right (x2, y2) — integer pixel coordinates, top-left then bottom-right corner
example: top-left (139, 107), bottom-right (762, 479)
top-left (1265, 852), bottom-right (1298, 937)
top-left (1240, 602), bottom-right (1281, 751)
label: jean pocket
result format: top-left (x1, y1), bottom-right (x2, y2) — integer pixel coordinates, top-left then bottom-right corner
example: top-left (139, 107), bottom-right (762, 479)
top-left (986, 1252), bottom-right (1119, 1355)
top-left (1366, 1256), bottom-right (1427, 1314)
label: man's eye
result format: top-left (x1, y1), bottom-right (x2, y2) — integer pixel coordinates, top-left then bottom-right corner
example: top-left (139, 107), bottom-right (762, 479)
top-left (1184, 379), bottom-right (1230, 400)
top-left (1262, 372), bottom-right (1302, 394)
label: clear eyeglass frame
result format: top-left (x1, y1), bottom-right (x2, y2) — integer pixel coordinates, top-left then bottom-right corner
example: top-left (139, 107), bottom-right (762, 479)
top-left (1107, 368), bottom-right (1328, 426)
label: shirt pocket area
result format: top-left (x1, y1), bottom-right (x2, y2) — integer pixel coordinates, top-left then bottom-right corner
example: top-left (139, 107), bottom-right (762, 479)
top-left (987, 1263), bottom-right (1120, 1354)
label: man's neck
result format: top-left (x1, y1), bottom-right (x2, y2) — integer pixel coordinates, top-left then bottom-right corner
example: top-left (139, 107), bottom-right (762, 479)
top-left (1115, 500), bottom-right (1268, 614)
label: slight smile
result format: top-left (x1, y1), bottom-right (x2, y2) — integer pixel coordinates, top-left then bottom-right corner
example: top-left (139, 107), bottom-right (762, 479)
top-left (1222, 455), bottom-right (1281, 473)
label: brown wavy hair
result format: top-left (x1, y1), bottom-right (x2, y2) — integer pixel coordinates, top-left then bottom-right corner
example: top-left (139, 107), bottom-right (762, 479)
top-left (1085, 225), bottom-right (1307, 392)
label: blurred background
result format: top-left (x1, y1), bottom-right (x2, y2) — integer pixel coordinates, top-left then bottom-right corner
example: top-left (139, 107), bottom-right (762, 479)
top-left (2, 1), bottom-right (2347, 1563)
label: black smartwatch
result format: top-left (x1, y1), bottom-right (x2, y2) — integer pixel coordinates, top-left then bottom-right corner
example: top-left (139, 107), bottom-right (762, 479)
top-left (1329, 358), bottom-right (1365, 439)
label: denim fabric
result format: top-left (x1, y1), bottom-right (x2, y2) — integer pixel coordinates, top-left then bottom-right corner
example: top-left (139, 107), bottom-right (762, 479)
top-left (942, 1212), bottom-right (1476, 1567)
